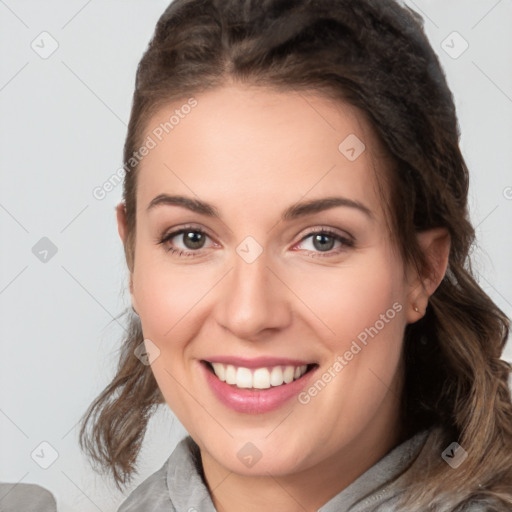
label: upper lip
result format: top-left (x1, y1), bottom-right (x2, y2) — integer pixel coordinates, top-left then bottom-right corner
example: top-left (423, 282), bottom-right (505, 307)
top-left (203, 356), bottom-right (315, 369)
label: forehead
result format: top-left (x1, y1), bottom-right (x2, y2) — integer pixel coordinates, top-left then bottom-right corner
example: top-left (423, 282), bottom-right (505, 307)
top-left (135, 85), bottom-right (392, 220)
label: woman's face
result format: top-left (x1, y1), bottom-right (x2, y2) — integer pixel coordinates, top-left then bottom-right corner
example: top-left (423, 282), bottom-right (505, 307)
top-left (120, 84), bottom-right (421, 478)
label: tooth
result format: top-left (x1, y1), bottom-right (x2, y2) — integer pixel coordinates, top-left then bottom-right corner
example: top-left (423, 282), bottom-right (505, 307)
top-left (236, 367), bottom-right (253, 388)
top-left (211, 362), bottom-right (310, 388)
top-left (283, 366), bottom-right (295, 383)
top-left (253, 368), bottom-right (271, 389)
top-left (225, 364), bottom-right (237, 385)
top-left (270, 366), bottom-right (284, 386)
top-left (212, 363), bottom-right (226, 381)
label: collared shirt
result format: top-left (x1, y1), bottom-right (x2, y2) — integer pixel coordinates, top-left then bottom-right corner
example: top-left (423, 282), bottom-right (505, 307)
top-left (0, 483), bottom-right (57, 512)
top-left (116, 425), bottom-right (489, 511)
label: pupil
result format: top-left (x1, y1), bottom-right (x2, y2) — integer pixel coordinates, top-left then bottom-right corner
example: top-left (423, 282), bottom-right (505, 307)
top-left (313, 234), bottom-right (334, 251)
top-left (184, 231), bottom-right (204, 249)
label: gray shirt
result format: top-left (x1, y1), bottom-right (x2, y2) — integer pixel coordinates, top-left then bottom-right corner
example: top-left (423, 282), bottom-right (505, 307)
top-left (116, 427), bottom-right (489, 511)
top-left (0, 483), bottom-right (57, 512)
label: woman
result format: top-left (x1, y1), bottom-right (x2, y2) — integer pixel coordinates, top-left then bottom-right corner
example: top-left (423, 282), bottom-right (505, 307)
top-left (79, 0), bottom-right (512, 510)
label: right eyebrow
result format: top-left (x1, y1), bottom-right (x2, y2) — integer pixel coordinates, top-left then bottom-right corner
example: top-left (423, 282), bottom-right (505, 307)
top-left (146, 194), bottom-right (220, 216)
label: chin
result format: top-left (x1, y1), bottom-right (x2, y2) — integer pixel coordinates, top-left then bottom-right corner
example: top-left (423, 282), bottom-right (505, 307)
top-left (198, 431), bottom-right (316, 477)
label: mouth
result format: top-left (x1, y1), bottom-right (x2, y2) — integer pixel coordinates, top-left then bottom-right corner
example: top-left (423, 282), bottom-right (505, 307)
top-left (201, 360), bottom-right (318, 390)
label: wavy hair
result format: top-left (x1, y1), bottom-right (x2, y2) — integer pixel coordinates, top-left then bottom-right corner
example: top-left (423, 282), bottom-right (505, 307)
top-left (79, 0), bottom-right (512, 509)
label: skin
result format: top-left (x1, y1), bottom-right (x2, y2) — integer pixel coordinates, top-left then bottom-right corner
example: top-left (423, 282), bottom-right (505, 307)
top-left (116, 83), bottom-right (450, 512)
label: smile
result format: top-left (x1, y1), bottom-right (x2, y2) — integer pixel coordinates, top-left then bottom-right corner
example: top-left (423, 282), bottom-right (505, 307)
top-left (200, 358), bottom-right (319, 414)
top-left (205, 361), bottom-right (313, 389)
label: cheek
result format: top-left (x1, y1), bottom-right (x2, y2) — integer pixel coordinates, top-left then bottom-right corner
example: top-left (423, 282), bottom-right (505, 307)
top-left (289, 256), bottom-right (406, 447)
top-left (289, 253), bottom-right (405, 349)
top-left (131, 254), bottom-right (211, 421)
top-left (132, 249), bottom-right (210, 340)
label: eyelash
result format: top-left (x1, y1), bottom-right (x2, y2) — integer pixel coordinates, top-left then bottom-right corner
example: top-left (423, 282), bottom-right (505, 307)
top-left (157, 224), bottom-right (354, 259)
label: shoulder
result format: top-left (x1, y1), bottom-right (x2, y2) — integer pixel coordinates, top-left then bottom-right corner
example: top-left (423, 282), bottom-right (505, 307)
top-left (116, 435), bottom-right (213, 512)
top-left (0, 483), bottom-right (57, 512)
top-left (116, 459), bottom-right (174, 512)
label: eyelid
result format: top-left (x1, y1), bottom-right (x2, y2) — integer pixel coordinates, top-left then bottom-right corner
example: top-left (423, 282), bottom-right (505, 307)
top-left (296, 225), bottom-right (354, 243)
top-left (157, 222), bottom-right (213, 239)
top-left (157, 223), bottom-right (355, 258)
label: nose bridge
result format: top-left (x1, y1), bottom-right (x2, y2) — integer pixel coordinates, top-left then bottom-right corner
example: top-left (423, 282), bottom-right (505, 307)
top-left (215, 245), bottom-right (291, 338)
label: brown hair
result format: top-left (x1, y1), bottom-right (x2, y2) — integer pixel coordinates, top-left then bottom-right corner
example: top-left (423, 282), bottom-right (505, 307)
top-left (79, 0), bottom-right (512, 508)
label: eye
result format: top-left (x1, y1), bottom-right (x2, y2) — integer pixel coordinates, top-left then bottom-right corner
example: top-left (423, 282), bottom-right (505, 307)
top-left (295, 227), bottom-right (354, 258)
top-left (157, 225), bottom-right (354, 259)
top-left (157, 226), bottom-right (214, 257)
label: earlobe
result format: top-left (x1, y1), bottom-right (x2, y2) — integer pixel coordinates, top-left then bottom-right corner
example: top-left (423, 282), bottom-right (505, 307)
top-left (407, 227), bottom-right (451, 321)
top-left (115, 201), bottom-right (136, 302)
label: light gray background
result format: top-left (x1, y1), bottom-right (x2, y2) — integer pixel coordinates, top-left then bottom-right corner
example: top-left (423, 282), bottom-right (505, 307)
top-left (1, 1), bottom-right (511, 511)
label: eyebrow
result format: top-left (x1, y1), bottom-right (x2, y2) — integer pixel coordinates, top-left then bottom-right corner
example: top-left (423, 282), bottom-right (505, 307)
top-left (146, 194), bottom-right (374, 221)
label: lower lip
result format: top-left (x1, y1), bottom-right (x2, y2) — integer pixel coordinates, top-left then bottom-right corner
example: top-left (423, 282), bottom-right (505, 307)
top-left (200, 361), bottom-right (317, 414)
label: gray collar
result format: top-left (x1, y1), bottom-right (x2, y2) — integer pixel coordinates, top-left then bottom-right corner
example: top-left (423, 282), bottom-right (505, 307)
top-left (167, 436), bottom-right (217, 512)
top-left (166, 427), bottom-right (432, 512)
top-left (319, 428), bottom-right (431, 511)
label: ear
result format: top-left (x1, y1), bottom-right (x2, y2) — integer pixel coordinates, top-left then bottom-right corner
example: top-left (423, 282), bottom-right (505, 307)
top-left (116, 202), bottom-right (135, 297)
top-left (116, 202), bottom-right (128, 244)
top-left (406, 227), bottom-right (451, 323)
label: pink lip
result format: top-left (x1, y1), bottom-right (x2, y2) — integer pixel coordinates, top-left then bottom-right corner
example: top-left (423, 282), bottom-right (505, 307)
top-left (199, 360), bottom-right (318, 414)
top-left (204, 355), bottom-right (314, 369)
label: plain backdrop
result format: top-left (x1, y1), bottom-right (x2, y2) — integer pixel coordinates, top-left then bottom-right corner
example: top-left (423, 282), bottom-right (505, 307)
top-left (1, 1), bottom-right (511, 511)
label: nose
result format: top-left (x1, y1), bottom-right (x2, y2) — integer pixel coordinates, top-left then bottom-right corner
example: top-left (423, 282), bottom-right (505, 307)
top-left (213, 250), bottom-right (292, 340)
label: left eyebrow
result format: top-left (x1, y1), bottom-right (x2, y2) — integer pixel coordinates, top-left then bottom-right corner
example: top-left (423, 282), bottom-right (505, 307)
top-left (146, 194), bottom-right (374, 221)
top-left (282, 197), bottom-right (374, 221)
